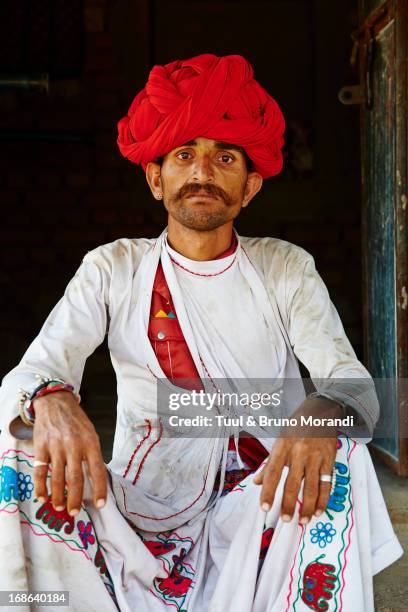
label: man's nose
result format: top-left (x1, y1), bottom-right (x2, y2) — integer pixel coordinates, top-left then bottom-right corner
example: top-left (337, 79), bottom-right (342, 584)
top-left (191, 155), bottom-right (214, 182)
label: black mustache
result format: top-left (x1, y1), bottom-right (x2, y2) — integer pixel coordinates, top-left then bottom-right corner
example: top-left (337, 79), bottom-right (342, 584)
top-left (176, 182), bottom-right (230, 202)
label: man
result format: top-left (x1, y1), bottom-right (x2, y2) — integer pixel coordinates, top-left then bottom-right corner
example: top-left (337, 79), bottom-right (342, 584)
top-left (0, 54), bottom-right (402, 611)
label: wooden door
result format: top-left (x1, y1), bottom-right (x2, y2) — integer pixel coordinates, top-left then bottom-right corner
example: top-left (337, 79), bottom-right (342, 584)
top-left (358, 0), bottom-right (408, 474)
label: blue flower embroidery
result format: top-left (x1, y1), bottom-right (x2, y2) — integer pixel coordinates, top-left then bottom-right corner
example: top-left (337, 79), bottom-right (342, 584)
top-left (310, 522), bottom-right (336, 548)
top-left (18, 472), bottom-right (34, 501)
top-left (77, 520), bottom-right (96, 549)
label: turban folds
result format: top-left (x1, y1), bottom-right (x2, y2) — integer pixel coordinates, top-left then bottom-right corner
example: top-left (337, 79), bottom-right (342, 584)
top-left (117, 53), bottom-right (286, 179)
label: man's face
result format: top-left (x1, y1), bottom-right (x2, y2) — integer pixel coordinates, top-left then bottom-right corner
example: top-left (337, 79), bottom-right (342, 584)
top-left (146, 137), bottom-right (262, 231)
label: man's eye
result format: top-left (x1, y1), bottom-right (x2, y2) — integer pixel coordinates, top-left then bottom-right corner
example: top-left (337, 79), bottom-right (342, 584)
top-left (177, 151), bottom-right (191, 160)
top-left (218, 154), bottom-right (234, 164)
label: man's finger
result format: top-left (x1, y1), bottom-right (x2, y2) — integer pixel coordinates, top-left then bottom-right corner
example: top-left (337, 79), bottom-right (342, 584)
top-left (259, 453), bottom-right (286, 511)
top-left (253, 465), bottom-right (265, 485)
top-left (280, 463), bottom-right (304, 522)
top-left (315, 461), bottom-right (335, 516)
top-left (299, 460), bottom-right (320, 523)
top-left (50, 452), bottom-right (66, 511)
top-left (65, 452), bottom-right (84, 516)
top-left (33, 440), bottom-right (50, 502)
top-left (85, 447), bottom-right (107, 509)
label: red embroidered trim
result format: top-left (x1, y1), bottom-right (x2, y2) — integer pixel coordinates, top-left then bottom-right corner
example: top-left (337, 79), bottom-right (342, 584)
top-left (121, 453), bottom-right (212, 520)
top-left (122, 419), bottom-right (152, 479)
top-left (132, 419), bottom-right (164, 485)
top-left (169, 254), bottom-right (236, 277)
top-left (198, 354), bottom-right (219, 393)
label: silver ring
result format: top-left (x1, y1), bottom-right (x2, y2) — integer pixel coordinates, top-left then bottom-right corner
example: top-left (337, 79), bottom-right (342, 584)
top-left (319, 474), bottom-right (332, 483)
top-left (33, 460), bottom-right (49, 468)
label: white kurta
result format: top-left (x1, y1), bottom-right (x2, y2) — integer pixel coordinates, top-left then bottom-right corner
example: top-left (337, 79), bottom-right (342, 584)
top-left (0, 229), bottom-right (402, 611)
top-left (165, 236), bottom-right (278, 380)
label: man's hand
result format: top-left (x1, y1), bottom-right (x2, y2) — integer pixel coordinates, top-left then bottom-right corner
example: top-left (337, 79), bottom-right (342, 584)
top-left (32, 391), bottom-right (107, 516)
top-left (253, 397), bottom-right (340, 523)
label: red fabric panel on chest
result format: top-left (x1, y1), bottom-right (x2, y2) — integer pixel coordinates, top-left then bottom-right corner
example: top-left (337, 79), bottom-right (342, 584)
top-left (147, 234), bottom-right (268, 469)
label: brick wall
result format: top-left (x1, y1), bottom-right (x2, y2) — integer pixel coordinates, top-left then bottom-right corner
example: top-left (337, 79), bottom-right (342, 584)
top-left (0, 0), bottom-right (363, 397)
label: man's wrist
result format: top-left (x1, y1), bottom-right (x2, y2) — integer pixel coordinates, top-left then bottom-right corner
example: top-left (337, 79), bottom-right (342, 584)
top-left (32, 389), bottom-right (75, 412)
top-left (288, 395), bottom-right (343, 438)
top-left (298, 395), bottom-right (343, 418)
top-left (18, 377), bottom-right (78, 425)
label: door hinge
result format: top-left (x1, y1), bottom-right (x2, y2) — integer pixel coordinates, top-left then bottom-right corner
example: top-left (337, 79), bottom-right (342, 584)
top-left (338, 1), bottom-right (394, 108)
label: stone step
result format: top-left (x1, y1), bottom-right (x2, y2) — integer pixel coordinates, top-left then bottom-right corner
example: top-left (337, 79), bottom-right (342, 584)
top-left (373, 461), bottom-right (407, 611)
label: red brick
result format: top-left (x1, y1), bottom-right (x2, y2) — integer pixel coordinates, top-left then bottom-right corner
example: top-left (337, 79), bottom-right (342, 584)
top-left (85, 52), bottom-right (117, 73)
top-left (95, 93), bottom-right (120, 110)
top-left (60, 210), bottom-right (89, 226)
top-left (94, 114), bottom-right (121, 130)
top-left (30, 248), bottom-right (57, 265)
top-left (34, 144), bottom-right (93, 170)
top-left (0, 191), bottom-right (19, 206)
top-left (62, 247), bottom-right (89, 264)
top-left (37, 116), bottom-right (90, 132)
top-left (1, 248), bottom-right (27, 264)
top-left (6, 173), bottom-right (33, 189)
top-left (332, 209), bottom-right (360, 224)
top-left (93, 74), bottom-right (123, 91)
top-left (94, 132), bottom-right (116, 149)
top-left (66, 173), bottom-right (91, 189)
top-left (34, 210), bottom-right (62, 225)
top-left (84, 190), bottom-right (129, 209)
top-left (4, 210), bottom-right (31, 225)
top-left (92, 209), bottom-right (118, 224)
top-left (0, 230), bottom-right (46, 245)
top-left (316, 246), bottom-right (345, 264)
top-left (322, 269), bottom-right (343, 286)
top-left (343, 227), bottom-right (361, 246)
top-left (121, 169), bottom-right (145, 188)
top-left (96, 150), bottom-right (122, 168)
top-left (0, 110), bottom-right (35, 130)
top-left (94, 171), bottom-right (121, 188)
top-left (0, 91), bottom-right (19, 112)
top-left (94, 33), bottom-right (113, 49)
top-left (119, 210), bottom-right (145, 225)
top-left (36, 172), bottom-right (63, 189)
top-left (55, 229), bottom-right (105, 246)
top-left (84, 6), bottom-right (106, 33)
top-left (25, 191), bottom-right (78, 209)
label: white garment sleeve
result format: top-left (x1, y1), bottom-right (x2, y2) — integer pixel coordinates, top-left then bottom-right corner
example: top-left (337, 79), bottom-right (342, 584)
top-left (286, 253), bottom-right (379, 438)
top-left (0, 255), bottom-right (109, 436)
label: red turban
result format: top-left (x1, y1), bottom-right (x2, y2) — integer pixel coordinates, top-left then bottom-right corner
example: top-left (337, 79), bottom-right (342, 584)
top-left (117, 54), bottom-right (286, 179)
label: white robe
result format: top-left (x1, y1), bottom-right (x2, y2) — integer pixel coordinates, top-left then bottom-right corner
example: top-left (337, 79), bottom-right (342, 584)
top-left (0, 229), bottom-right (402, 611)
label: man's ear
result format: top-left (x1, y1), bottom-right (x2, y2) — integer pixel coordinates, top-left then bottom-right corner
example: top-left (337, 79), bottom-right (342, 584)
top-left (242, 171), bottom-right (263, 208)
top-left (146, 162), bottom-right (163, 200)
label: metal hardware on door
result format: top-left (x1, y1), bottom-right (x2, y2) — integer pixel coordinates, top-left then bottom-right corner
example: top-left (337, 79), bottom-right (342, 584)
top-left (339, 1), bottom-right (393, 109)
top-left (338, 85), bottom-right (364, 105)
top-left (338, 35), bottom-right (364, 106)
top-left (338, 31), bottom-right (374, 108)
top-left (0, 73), bottom-right (49, 93)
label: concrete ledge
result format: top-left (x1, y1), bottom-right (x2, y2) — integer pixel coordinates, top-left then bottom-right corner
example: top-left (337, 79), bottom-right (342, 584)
top-left (374, 460), bottom-right (408, 612)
